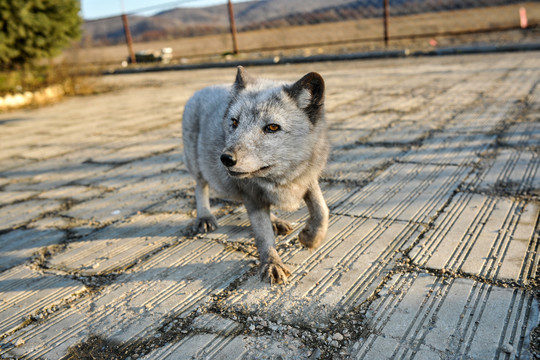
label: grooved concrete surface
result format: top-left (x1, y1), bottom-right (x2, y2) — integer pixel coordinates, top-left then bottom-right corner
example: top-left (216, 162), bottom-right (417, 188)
top-left (0, 52), bottom-right (539, 360)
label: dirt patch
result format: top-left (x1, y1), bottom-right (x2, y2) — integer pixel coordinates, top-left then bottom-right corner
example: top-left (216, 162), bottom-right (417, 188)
top-left (65, 335), bottom-right (125, 360)
top-left (531, 325), bottom-right (540, 359)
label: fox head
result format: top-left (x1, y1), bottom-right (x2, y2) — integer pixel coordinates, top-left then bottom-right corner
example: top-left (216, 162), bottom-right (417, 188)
top-left (221, 66), bottom-right (326, 183)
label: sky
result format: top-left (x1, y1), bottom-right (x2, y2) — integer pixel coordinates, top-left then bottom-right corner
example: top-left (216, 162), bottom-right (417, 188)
top-left (81, 0), bottom-right (247, 20)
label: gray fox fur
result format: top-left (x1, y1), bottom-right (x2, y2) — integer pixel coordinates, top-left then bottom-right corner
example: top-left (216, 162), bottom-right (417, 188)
top-left (182, 66), bottom-right (329, 284)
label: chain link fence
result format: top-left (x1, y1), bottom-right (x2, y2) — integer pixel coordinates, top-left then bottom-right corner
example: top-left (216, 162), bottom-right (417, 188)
top-left (69, 0), bottom-right (540, 69)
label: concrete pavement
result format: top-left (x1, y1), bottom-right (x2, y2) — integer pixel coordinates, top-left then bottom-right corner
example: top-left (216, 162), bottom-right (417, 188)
top-left (0, 52), bottom-right (538, 359)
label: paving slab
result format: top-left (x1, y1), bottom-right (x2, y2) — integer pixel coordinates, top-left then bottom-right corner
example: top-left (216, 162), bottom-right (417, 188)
top-left (326, 128), bottom-right (371, 148)
top-left (0, 228), bottom-right (65, 271)
top-left (409, 193), bottom-right (539, 285)
top-left (501, 120), bottom-right (540, 149)
top-left (333, 162), bottom-right (471, 224)
top-left (330, 111), bottom-right (399, 132)
top-left (3, 238), bottom-right (251, 359)
top-left (37, 185), bottom-right (105, 202)
top-left (443, 99), bottom-right (516, 135)
top-left (0, 158), bottom-right (35, 173)
top-left (63, 172), bottom-right (192, 225)
top-left (80, 150), bottom-right (186, 189)
top-left (401, 132), bottom-right (496, 166)
top-left (89, 137), bottom-right (180, 164)
top-left (0, 52), bottom-right (538, 359)
top-left (350, 272), bottom-right (538, 359)
top-left (0, 190), bottom-right (37, 207)
top-left (48, 212), bottom-right (191, 275)
top-left (367, 119), bottom-right (435, 145)
top-left (0, 265), bottom-right (87, 340)
top-left (466, 148), bottom-right (540, 195)
top-left (0, 199), bottom-right (63, 231)
top-left (1, 158), bottom-right (112, 192)
top-left (324, 145), bottom-right (403, 183)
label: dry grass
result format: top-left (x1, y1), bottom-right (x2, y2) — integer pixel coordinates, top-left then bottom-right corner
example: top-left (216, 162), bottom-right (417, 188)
top-left (0, 62), bottom-right (113, 112)
top-left (0, 62), bottom-right (108, 95)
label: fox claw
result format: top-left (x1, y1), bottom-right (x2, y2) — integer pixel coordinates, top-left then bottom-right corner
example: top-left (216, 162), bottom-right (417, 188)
top-left (272, 218), bottom-right (293, 236)
top-left (260, 262), bottom-right (291, 285)
top-left (186, 216), bottom-right (218, 235)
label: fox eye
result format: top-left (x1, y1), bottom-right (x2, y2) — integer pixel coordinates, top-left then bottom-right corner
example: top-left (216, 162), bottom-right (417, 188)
top-left (231, 118), bottom-right (239, 129)
top-left (264, 124), bottom-right (281, 133)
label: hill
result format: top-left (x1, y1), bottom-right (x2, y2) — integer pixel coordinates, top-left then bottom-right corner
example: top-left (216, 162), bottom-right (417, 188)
top-left (82, 0), bottom-right (526, 46)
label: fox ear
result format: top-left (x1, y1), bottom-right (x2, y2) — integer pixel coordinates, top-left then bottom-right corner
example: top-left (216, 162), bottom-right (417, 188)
top-left (233, 66), bottom-right (253, 92)
top-left (284, 72), bottom-right (325, 124)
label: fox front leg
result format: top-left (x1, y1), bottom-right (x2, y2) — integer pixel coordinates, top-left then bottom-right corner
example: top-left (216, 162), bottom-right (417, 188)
top-left (299, 182), bottom-right (329, 250)
top-left (244, 198), bottom-right (291, 284)
top-left (189, 180), bottom-right (218, 235)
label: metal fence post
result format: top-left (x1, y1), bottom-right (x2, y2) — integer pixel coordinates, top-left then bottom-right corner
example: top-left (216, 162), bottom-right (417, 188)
top-left (122, 14), bottom-right (136, 64)
top-left (227, 0), bottom-right (239, 54)
top-left (383, 0), bottom-right (390, 47)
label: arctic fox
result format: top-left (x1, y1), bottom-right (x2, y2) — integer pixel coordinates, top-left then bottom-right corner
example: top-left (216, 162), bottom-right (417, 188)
top-left (182, 66), bottom-right (329, 284)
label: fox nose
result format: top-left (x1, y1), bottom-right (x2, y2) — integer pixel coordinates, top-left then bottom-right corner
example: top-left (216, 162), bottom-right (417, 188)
top-left (220, 152), bottom-right (236, 167)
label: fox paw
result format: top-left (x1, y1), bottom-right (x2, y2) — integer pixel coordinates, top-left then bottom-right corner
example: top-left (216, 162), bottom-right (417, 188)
top-left (272, 218), bottom-right (293, 236)
top-left (260, 262), bottom-right (291, 285)
top-left (298, 226), bottom-right (325, 250)
top-left (186, 216), bottom-right (218, 235)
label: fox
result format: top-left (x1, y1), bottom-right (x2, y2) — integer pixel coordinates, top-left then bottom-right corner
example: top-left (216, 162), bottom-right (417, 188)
top-left (182, 66), bottom-right (329, 284)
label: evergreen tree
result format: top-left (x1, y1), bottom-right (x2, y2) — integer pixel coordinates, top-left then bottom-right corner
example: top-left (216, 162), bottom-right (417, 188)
top-left (0, 0), bottom-right (82, 69)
